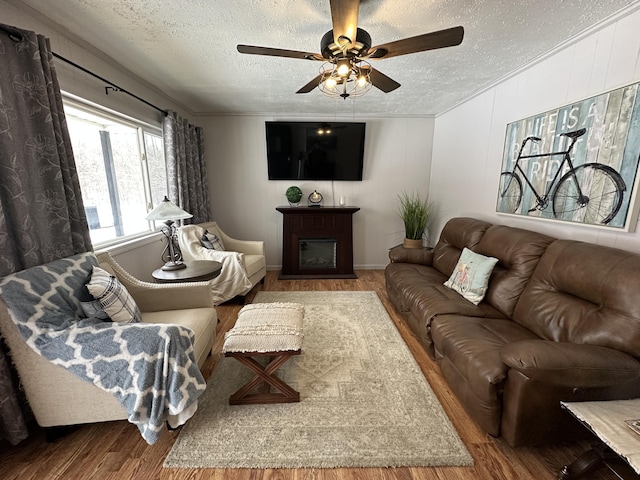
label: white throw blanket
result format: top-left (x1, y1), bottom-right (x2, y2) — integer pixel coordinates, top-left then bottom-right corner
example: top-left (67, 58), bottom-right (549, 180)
top-left (178, 225), bottom-right (252, 304)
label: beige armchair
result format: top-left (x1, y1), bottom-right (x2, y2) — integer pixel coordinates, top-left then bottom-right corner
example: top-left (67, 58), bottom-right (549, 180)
top-left (178, 221), bottom-right (266, 304)
top-left (0, 252), bottom-right (217, 430)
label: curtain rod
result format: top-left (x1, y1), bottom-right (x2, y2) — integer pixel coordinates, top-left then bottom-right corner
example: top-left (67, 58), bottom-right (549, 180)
top-left (0, 23), bottom-right (23, 41)
top-left (0, 24), bottom-right (168, 116)
top-left (52, 52), bottom-right (168, 116)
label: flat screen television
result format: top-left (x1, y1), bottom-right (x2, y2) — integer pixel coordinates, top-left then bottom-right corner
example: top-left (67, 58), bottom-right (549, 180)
top-left (265, 121), bottom-right (365, 181)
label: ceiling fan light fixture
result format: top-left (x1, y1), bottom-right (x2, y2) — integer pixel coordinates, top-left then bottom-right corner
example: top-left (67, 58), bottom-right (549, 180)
top-left (318, 58), bottom-right (372, 100)
top-left (238, 4), bottom-right (464, 99)
top-left (325, 76), bottom-right (338, 88)
top-left (336, 58), bottom-right (351, 76)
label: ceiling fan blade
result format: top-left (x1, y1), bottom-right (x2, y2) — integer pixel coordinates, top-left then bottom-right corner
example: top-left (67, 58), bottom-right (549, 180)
top-left (367, 67), bottom-right (401, 93)
top-left (368, 26), bottom-right (464, 59)
top-left (237, 44), bottom-right (323, 61)
top-left (330, 0), bottom-right (360, 48)
top-left (296, 73), bottom-right (324, 94)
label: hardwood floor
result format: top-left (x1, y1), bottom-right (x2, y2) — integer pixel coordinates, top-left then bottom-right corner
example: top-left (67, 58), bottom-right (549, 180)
top-left (0, 270), bottom-right (617, 480)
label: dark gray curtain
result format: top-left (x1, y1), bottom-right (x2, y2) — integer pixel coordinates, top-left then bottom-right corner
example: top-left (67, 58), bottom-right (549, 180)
top-left (164, 111), bottom-right (211, 223)
top-left (0, 24), bottom-right (92, 444)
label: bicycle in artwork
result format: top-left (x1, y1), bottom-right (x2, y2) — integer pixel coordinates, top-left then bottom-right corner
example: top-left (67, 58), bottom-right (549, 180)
top-left (497, 128), bottom-right (626, 225)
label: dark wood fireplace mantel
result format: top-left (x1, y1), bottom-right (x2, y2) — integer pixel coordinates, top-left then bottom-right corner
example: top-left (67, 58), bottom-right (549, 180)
top-left (276, 206), bottom-right (360, 279)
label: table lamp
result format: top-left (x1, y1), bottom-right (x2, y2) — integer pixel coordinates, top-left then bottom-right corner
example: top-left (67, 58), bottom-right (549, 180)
top-left (145, 196), bottom-right (193, 270)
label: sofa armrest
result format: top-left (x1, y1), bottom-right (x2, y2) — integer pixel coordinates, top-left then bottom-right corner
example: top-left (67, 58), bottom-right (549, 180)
top-left (388, 244), bottom-right (433, 265)
top-left (126, 282), bottom-right (214, 312)
top-left (96, 252), bottom-right (214, 310)
top-left (500, 340), bottom-right (640, 388)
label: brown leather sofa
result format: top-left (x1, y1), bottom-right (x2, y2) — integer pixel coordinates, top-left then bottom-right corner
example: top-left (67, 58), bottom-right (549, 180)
top-left (385, 217), bottom-right (640, 446)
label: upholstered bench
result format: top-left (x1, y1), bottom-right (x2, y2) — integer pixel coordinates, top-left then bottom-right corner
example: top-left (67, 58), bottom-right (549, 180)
top-left (222, 302), bottom-right (304, 405)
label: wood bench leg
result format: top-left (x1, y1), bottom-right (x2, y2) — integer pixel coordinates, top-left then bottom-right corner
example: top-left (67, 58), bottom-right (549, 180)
top-left (227, 351), bottom-right (301, 405)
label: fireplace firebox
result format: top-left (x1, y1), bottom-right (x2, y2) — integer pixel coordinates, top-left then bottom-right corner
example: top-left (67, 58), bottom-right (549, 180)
top-left (276, 206), bottom-right (360, 279)
top-left (299, 238), bottom-right (337, 270)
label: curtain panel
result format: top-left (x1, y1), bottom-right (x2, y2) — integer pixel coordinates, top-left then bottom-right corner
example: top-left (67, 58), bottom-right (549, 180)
top-left (163, 112), bottom-right (210, 224)
top-left (0, 24), bottom-right (92, 445)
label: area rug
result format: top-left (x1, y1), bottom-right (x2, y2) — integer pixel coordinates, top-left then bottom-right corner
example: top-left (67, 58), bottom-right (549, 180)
top-left (163, 291), bottom-right (473, 469)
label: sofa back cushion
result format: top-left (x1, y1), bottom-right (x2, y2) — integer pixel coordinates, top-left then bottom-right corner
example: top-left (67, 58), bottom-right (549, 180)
top-left (512, 239), bottom-right (640, 357)
top-left (432, 217), bottom-right (492, 277)
top-left (476, 225), bottom-right (555, 318)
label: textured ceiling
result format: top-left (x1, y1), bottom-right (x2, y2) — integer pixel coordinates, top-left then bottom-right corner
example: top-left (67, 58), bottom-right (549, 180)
top-left (19, 0), bottom-right (640, 116)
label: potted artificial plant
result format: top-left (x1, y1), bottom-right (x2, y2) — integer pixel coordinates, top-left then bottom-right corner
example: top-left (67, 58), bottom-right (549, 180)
top-left (398, 191), bottom-right (430, 248)
top-left (285, 186), bottom-right (303, 206)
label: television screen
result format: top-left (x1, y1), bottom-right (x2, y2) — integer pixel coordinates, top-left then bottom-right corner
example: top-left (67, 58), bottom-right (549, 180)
top-left (265, 121), bottom-right (365, 181)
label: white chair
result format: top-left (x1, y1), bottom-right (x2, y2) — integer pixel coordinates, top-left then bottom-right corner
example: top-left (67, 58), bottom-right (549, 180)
top-left (0, 252), bottom-right (217, 431)
top-left (177, 221), bottom-right (266, 304)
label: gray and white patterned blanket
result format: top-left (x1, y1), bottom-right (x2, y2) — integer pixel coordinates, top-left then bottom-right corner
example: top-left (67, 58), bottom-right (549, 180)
top-left (0, 252), bottom-right (206, 444)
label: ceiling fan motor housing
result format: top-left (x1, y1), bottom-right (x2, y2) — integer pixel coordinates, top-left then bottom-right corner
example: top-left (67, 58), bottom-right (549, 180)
top-left (321, 28), bottom-right (372, 59)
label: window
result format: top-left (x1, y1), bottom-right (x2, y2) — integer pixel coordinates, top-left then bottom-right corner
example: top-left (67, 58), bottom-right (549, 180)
top-left (64, 100), bottom-right (167, 246)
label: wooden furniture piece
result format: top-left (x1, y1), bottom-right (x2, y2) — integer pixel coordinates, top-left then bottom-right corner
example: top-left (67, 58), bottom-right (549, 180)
top-left (152, 260), bottom-right (222, 283)
top-left (276, 206), bottom-right (360, 279)
top-left (222, 303), bottom-right (304, 405)
top-left (559, 399), bottom-right (640, 479)
top-left (225, 351), bottom-right (301, 405)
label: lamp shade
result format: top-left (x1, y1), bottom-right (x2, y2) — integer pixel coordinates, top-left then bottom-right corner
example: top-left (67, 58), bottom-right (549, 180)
top-left (145, 196), bottom-right (193, 222)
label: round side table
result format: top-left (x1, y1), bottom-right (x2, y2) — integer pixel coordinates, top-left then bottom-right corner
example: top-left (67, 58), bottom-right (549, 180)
top-left (152, 260), bottom-right (222, 283)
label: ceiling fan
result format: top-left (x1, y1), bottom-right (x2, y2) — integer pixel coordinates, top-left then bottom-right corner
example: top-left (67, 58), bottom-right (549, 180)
top-left (237, 0), bottom-right (464, 99)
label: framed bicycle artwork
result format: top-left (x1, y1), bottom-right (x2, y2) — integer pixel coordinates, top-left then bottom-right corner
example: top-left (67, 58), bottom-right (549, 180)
top-left (496, 81), bottom-right (640, 231)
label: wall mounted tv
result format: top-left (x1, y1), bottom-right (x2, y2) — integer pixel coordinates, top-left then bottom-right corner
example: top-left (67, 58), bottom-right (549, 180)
top-left (265, 121), bottom-right (366, 181)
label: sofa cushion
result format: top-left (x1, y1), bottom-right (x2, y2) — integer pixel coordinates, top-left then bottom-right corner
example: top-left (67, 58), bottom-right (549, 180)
top-left (244, 254), bottom-right (266, 279)
top-left (500, 340), bottom-right (640, 387)
top-left (476, 225), bottom-right (555, 318)
top-left (143, 308), bottom-right (216, 367)
top-left (444, 248), bottom-right (498, 304)
top-left (86, 266), bottom-right (141, 323)
top-left (431, 315), bottom-right (540, 436)
top-left (432, 316), bottom-right (540, 397)
top-left (432, 217), bottom-right (492, 277)
top-left (385, 262), bottom-right (505, 320)
top-left (512, 239), bottom-right (640, 358)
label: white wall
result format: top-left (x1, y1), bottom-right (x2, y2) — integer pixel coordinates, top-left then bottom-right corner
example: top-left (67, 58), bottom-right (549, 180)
top-left (200, 116), bottom-right (434, 269)
top-left (430, 7), bottom-right (640, 253)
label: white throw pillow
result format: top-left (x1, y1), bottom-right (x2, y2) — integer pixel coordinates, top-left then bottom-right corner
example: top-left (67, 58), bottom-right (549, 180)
top-left (201, 230), bottom-right (225, 250)
top-left (444, 248), bottom-right (498, 305)
top-left (86, 266), bottom-right (141, 323)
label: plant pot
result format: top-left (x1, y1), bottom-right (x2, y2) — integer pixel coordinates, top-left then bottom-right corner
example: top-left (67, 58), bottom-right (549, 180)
top-left (288, 201), bottom-right (300, 207)
top-left (403, 238), bottom-right (423, 249)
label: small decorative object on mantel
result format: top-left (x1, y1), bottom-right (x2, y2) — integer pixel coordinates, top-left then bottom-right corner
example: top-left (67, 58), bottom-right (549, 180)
top-left (285, 186), bottom-right (303, 207)
top-left (308, 190), bottom-right (323, 207)
top-left (397, 191), bottom-right (430, 249)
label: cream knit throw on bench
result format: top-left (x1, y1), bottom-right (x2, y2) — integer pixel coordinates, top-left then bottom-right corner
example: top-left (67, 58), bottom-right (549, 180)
top-left (222, 302), bottom-right (304, 353)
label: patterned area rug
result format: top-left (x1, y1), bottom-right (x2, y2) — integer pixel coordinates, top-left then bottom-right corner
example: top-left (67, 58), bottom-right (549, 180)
top-left (163, 291), bottom-right (473, 469)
